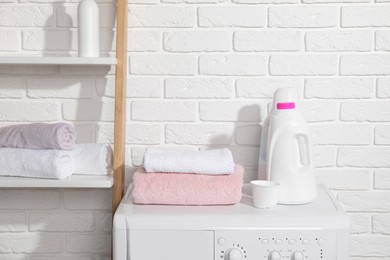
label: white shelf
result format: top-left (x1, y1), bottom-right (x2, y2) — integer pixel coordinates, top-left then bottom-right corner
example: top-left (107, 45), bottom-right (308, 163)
top-left (0, 175), bottom-right (113, 188)
top-left (0, 56), bottom-right (117, 65)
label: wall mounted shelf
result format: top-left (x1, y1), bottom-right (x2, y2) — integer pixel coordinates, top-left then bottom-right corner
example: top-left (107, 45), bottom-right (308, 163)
top-left (0, 175), bottom-right (113, 188)
top-left (0, 56), bottom-right (117, 65)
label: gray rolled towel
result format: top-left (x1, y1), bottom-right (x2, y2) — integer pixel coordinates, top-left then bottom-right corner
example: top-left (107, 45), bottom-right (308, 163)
top-left (0, 123), bottom-right (76, 150)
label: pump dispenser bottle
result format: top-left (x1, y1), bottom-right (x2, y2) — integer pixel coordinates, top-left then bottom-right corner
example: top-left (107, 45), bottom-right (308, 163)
top-left (258, 88), bottom-right (317, 204)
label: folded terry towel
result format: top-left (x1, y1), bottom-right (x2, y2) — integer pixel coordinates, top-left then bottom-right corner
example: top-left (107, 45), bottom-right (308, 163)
top-left (143, 148), bottom-right (235, 174)
top-left (0, 123), bottom-right (76, 150)
top-left (132, 164), bottom-right (244, 205)
top-left (70, 144), bottom-right (113, 175)
top-left (0, 148), bottom-right (74, 179)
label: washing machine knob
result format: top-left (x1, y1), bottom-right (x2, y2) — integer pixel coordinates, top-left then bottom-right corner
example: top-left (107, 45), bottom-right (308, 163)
top-left (227, 248), bottom-right (243, 260)
top-left (268, 250), bottom-right (281, 260)
top-left (291, 251), bottom-right (304, 260)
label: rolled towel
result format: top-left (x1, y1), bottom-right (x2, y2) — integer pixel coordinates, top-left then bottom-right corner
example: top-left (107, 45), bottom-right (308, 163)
top-left (0, 148), bottom-right (74, 179)
top-left (143, 148), bottom-right (235, 174)
top-left (0, 123), bottom-right (76, 150)
top-left (70, 144), bottom-right (113, 175)
top-left (132, 165), bottom-right (244, 205)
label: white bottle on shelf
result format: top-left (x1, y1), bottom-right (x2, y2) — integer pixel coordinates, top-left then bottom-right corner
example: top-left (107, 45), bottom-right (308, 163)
top-left (78, 0), bottom-right (100, 57)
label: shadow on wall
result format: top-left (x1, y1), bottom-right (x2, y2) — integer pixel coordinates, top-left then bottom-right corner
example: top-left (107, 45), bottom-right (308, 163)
top-left (44, 3), bottom-right (72, 57)
top-left (208, 104), bottom-right (265, 183)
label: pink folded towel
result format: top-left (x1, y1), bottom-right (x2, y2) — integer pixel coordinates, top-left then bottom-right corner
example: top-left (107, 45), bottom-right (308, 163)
top-left (132, 165), bottom-right (244, 206)
top-left (0, 123), bottom-right (76, 150)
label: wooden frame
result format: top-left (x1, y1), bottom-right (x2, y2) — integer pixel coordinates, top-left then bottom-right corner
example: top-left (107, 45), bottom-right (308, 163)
top-left (112, 0), bottom-right (128, 215)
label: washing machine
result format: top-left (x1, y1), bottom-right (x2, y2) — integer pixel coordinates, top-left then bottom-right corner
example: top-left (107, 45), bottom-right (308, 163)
top-left (113, 184), bottom-right (349, 260)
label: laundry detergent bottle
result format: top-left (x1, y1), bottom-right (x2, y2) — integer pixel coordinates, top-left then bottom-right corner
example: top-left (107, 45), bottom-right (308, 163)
top-left (260, 88), bottom-right (317, 204)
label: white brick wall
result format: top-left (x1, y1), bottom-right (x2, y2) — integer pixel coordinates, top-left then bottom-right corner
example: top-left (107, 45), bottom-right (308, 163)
top-left (129, 6), bottom-right (195, 27)
top-left (23, 30), bottom-right (73, 51)
top-left (316, 169), bottom-right (371, 190)
top-left (0, 0), bottom-right (390, 258)
top-left (340, 55), bottom-right (390, 75)
top-left (268, 6), bottom-right (338, 28)
top-left (0, 6), bottom-right (54, 27)
top-left (376, 31), bottom-right (390, 51)
top-left (131, 101), bottom-right (197, 121)
top-left (311, 124), bottom-right (372, 145)
top-left (165, 78), bottom-right (234, 98)
top-left (270, 55), bottom-right (337, 75)
top-left (199, 55), bottom-right (267, 75)
top-left (27, 77), bottom-right (94, 98)
top-left (236, 78), bottom-right (302, 98)
top-left (350, 214), bottom-right (370, 234)
top-left (0, 190), bottom-right (111, 259)
top-left (0, 31), bottom-right (21, 51)
top-left (340, 101), bottom-right (390, 122)
top-left (128, 31), bottom-right (161, 52)
top-left (164, 31), bottom-right (231, 52)
top-left (0, 77), bottom-right (24, 98)
top-left (96, 123), bottom-right (162, 144)
top-left (375, 170), bottom-right (390, 189)
top-left (305, 78), bottom-right (374, 99)
top-left (166, 124), bottom-right (235, 144)
top-left (305, 31), bottom-right (372, 52)
top-left (198, 7), bottom-right (266, 27)
top-left (377, 78), bottom-right (390, 98)
top-left (130, 54), bottom-right (197, 75)
top-left (234, 31), bottom-right (301, 52)
top-left (0, 101), bottom-right (60, 121)
top-left (199, 101), bottom-right (263, 121)
top-left (341, 6), bottom-right (390, 27)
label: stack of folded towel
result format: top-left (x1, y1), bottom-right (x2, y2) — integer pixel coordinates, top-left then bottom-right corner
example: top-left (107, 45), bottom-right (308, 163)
top-left (0, 123), bottom-right (113, 179)
top-left (132, 148), bottom-right (244, 206)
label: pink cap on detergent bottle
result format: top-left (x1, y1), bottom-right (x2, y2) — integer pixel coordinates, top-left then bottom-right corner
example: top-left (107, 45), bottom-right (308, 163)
top-left (273, 88), bottom-right (297, 110)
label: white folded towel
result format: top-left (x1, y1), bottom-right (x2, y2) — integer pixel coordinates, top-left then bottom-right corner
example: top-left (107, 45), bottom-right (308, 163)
top-left (70, 144), bottom-right (113, 175)
top-left (0, 148), bottom-right (74, 179)
top-left (143, 148), bottom-right (235, 174)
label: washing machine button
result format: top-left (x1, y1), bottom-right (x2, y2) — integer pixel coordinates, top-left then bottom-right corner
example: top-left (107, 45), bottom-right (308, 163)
top-left (268, 250), bottom-right (281, 260)
top-left (302, 239), bottom-right (310, 245)
top-left (291, 251), bottom-right (304, 260)
top-left (262, 239), bottom-right (269, 245)
top-left (288, 239), bottom-right (296, 245)
top-left (218, 238), bottom-right (226, 245)
top-left (227, 248), bottom-right (243, 260)
top-left (318, 238), bottom-right (325, 246)
top-left (275, 239), bottom-right (282, 245)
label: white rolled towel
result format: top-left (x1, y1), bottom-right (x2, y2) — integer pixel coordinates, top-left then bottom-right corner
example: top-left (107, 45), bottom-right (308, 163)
top-left (0, 148), bottom-right (74, 179)
top-left (71, 144), bottom-right (113, 175)
top-left (143, 148), bottom-right (235, 174)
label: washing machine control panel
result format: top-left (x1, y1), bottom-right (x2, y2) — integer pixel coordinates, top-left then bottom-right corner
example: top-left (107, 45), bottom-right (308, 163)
top-left (215, 229), bottom-right (335, 260)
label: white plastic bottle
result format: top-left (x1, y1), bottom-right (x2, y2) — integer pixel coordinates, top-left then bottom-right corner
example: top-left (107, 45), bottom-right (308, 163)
top-left (78, 0), bottom-right (100, 57)
top-left (264, 88), bottom-right (317, 204)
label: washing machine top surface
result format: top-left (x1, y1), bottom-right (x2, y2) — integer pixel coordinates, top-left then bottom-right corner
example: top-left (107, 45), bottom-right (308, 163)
top-left (114, 184), bottom-right (348, 231)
